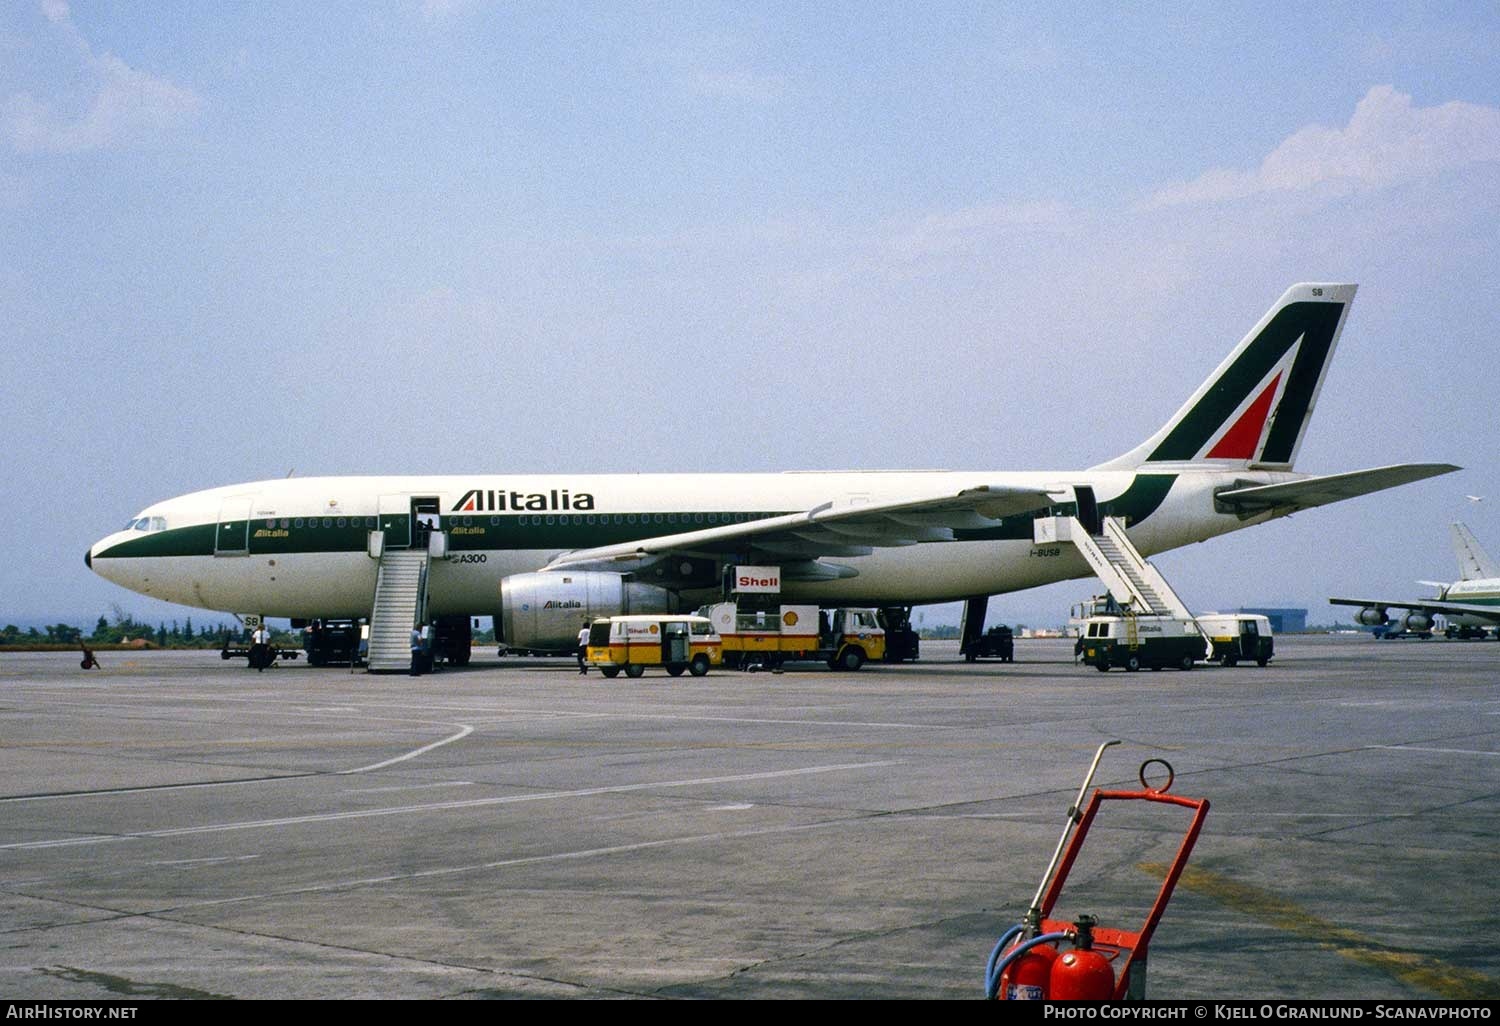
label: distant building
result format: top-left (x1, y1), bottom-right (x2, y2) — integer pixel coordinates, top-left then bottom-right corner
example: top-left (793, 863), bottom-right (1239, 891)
top-left (1239, 607), bottom-right (1307, 633)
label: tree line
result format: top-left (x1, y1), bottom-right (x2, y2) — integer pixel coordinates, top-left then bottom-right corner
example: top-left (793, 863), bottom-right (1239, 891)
top-left (0, 609), bottom-right (293, 649)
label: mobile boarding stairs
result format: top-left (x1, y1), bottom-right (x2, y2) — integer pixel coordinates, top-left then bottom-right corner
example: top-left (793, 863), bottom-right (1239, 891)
top-left (1035, 513), bottom-right (1197, 625)
top-left (365, 530), bottom-right (439, 673)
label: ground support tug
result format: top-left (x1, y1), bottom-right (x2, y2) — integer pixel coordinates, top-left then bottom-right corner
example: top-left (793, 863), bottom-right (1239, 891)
top-left (877, 606), bottom-right (921, 662)
top-left (220, 627), bottom-right (301, 669)
top-left (964, 624), bottom-right (1014, 662)
top-left (298, 618), bottom-right (366, 667)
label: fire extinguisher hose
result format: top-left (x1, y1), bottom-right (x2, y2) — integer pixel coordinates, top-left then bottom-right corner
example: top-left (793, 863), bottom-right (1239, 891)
top-left (983, 929), bottom-right (1073, 999)
top-left (983, 924), bottom-right (1022, 996)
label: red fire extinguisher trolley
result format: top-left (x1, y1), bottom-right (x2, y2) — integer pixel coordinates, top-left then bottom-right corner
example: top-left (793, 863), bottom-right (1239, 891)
top-left (987, 743), bottom-right (1211, 1000)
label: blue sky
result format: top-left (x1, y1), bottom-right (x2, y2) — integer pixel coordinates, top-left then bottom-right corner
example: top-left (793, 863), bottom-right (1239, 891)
top-left (3, 1), bottom-right (1498, 627)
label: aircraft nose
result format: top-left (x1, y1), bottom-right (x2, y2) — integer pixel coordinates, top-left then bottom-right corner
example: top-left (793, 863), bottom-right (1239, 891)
top-left (85, 546), bottom-right (92, 569)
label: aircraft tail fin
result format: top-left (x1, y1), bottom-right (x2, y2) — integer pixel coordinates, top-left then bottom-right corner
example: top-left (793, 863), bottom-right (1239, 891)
top-left (1451, 522), bottom-right (1499, 581)
top-left (1094, 283), bottom-right (1357, 471)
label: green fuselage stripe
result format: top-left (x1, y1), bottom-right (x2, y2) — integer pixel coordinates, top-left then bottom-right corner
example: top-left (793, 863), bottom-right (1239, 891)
top-left (97, 474), bottom-right (1180, 561)
top-left (101, 511), bottom-right (794, 559)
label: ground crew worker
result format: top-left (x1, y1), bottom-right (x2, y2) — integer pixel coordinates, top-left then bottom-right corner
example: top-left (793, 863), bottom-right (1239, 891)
top-left (410, 622), bottom-right (423, 677)
top-left (250, 623), bottom-right (271, 671)
top-left (576, 622), bottom-right (590, 675)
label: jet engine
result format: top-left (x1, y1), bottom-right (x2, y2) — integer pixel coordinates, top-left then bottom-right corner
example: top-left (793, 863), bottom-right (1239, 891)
top-left (499, 571), bottom-right (677, 652)
top-left (1398, 611), bottom-right (1434, 633)
top-left (1354, 607), bottom-right (1388, 626)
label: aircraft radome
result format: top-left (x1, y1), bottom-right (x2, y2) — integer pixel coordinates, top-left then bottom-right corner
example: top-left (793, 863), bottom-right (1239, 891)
top-left (88, 283), bottom-right (1458, 656)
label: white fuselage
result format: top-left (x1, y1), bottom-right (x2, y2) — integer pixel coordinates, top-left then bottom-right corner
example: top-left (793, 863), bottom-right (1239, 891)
top-left (88, 468), bottom-right (1286, 619)
top-left (1439, 578), bottom-right (1500, 627)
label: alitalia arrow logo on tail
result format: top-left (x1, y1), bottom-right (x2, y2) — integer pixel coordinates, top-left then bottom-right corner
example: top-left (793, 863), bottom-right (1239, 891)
top-left (1205, 369), bottom-right (1283, 460)
top-left (1113, 287), bottom-right (1352, 471)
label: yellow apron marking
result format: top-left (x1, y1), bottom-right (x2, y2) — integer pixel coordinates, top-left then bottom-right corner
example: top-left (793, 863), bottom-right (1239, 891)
top-left (1140, 863), bottom-right (1500, 999)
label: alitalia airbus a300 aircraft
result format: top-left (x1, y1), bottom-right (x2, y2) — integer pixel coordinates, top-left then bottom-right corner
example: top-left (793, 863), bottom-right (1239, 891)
top-left (88, 283), bottom-right (1456, 658)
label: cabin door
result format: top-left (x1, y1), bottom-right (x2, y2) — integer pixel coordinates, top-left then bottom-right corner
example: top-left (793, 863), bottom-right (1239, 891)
top-left (214, 495), bottom-right (254, 556)
top-left (411, 496), bottom-right (441, 543)
top-left (379, 494), bottom-right (411, 549)
top-left (1074, 486), bottom-right (1102, 536)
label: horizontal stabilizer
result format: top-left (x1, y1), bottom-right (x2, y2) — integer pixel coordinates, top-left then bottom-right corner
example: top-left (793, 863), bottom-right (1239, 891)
top-left (1216, 463), bottom-right (1459, 516)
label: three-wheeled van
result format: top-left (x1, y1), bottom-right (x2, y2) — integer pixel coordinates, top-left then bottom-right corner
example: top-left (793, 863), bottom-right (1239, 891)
top-left (586, 615), bottom-right (722, 678)
top-left (1197, 613), bottom-right (1274, 666)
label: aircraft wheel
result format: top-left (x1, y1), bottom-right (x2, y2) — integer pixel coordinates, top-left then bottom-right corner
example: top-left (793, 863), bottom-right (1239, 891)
top-left (689, 655), bottom-right (710, 677)
top-left (624, 663), bottom-right (645, 678)
top-left (666, 663), bottom-right (686, 677)
top-left (600, 666), bottom-right (620, 678)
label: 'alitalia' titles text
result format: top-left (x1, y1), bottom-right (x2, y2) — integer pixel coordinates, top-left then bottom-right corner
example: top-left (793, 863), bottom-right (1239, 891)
top-left (452, 489), bottom-right (596, 513)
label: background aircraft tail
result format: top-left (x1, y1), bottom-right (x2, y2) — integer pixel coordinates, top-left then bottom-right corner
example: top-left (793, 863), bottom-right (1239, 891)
top-left (1095, 283), bottom-right (1357, 472)
top-left (1451, 523), bottom-right (1499, 581)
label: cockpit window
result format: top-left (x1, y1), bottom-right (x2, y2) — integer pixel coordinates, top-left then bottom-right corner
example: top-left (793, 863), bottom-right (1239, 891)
top-left (123, 516), bottom-right (167, 532)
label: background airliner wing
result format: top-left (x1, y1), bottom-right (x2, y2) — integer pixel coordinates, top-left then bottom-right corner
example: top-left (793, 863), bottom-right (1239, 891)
top-left (1216, 463), bottom-right (1459, 515)
top-left (1328, 596), bottom-right (1500, 623)
top-left (541, 483), bottom-right (1057, 576)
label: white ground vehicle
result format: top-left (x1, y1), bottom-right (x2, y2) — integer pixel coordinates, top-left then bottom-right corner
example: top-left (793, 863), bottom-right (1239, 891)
top-left (1077, 614), bottom-right (1208, 672)
top-left (1196, 613), bottom-right (1274, 666)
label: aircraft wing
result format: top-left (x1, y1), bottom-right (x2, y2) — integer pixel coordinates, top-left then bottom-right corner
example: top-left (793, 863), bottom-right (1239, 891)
top-left (1328, 597), bottom-right (1500, 623)
top-left (1216, 463), bottom-right (1459, 516)
top-left (541, 483), bottom-right (1058, 577)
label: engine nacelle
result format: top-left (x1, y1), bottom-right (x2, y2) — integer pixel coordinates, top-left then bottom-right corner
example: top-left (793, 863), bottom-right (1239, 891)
top-left (1355, 607), bottom-right (1388, 626)
top-left (1399, 611), bottom-right (1434, 632)
top-left (499, 571), bottom-right (677, 652)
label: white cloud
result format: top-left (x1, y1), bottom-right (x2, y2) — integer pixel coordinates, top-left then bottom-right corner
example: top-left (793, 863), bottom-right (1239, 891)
top-left (1146, 86), bottom-right (1500, 208)
top-left (4, 2), bottom-right (202, 154)
top-left (876, 200), bottom-right (1075, 263)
